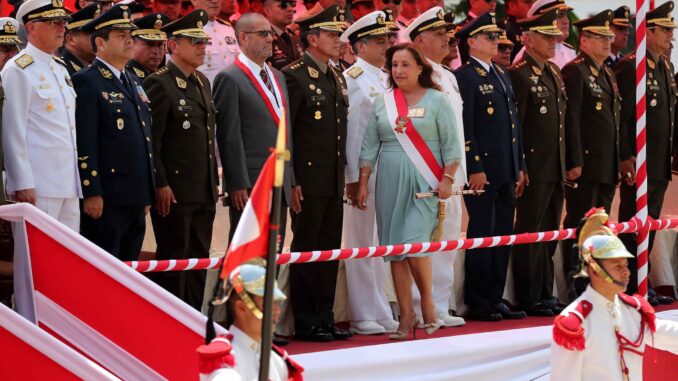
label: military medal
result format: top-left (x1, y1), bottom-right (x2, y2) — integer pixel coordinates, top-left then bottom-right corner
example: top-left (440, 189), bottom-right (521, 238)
top-left (595, 102), bottom-right (602, 111)
top-left (540, 105), bottom-right (547, 114)
top-left (179, 99), bottom-right (186, 105)
top-left (650, 99), bottom-right (658, 107)
top-left (531, 86), bottom-right (537, 92)
top-left (394, 116), bottom-right (408, 134)
top-left (316, 88), bottom-right (322, 95)
top-left (117, 118), bottom-right (124, 129)
top-left (537, 86), bottom-right (543, 92)
top-left (314, 110), bottom-right (322, 120)
top-left (46, 101), bottom-right (54, 112)
top-left (183, 120), bottom-right (191, 129)
top-left (487, 101), bottom-right (494, 115)
top-left (407, 108), bottom-right (426, 118)
top-left (309, 84), bottom-right (316, 91)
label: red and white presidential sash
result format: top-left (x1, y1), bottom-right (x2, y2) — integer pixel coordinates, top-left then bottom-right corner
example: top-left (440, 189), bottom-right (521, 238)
top-left (234, 58), bottom-right (286, 127)
top-left (384, 88), bottom-right (443, 189)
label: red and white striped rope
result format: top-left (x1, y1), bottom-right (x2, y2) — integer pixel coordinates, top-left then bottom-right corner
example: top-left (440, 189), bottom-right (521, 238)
top-left (125, 217), bottom-right (678, 273)
top-left (635, 0), bottom-right (650, 297)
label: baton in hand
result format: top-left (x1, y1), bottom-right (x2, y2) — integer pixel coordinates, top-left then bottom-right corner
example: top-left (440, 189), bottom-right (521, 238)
top-left (415, 189), bottom-right (485, 199)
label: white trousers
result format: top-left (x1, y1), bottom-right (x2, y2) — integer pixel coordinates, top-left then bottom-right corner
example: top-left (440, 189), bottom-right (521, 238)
top-left (413, 196), bottom-right (462, 315)
top-left (342, 195), bottom-right (393, 322)
top-left (35, 197), bottom-right (80, 232)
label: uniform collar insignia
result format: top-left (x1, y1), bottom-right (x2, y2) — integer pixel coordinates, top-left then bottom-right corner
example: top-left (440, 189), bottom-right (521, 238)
top-left (648, 59), bottom-right (656, 69)
top-left (531, 65), bottom-right (542, 76)
top-left (133, 67), bottom-right (145, 78)
top-left (176, 76), bottom-right (187, 89)
top-left (71, 61), bottom-right (81, 72)
top-left (495, 65), bottom-right (505, 75)
top-left (475, 66), bottom-right (487, 77)
top-left (308, 66), bottom-right (319, 79)
top-left (589, 65), bottom-right (599, 77)
top-left (98, 66), bottom-right (113, 79)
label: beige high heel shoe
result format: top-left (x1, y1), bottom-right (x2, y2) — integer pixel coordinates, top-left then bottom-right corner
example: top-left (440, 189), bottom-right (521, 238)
top-left (389, 317), bottom-right (418, 340)
top-left (422, 321), bottom-right (440, 335)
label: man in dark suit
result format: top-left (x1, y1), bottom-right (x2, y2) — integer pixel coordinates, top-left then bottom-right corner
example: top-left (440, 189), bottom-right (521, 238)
top-left (261, 0), bottom-right (302, 70)
top-left (143, 9), bottom-right (218, 310)
top-left (73, 4), bottom-right (155, 261)
top-left (509, 9), bottom-right (566, 316)
top-left (454, 12), bottom-right (527, 322)
top-left (615, 2), bottom-right (677, 304)
top-left (61, 3), bottom-right (99, 76)
top-left (127, 13), bottom-right (169, 81)
top-left (283, 5), bottom-right (351, 342)
top-left (561, 10), bottom-right (621, 298)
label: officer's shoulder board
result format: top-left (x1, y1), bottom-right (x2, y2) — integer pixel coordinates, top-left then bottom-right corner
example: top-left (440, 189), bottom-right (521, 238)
top-left (552, 299), bottom-right (592, 351)
top-left (571, 57), bottom-right (584, 66)
top-left (216, 18), bottom-right (232, 26)
top-left (155, 66), bottom-right (170, 77)
top-left (287, 60), bottom-right (306, 72)
top-left (52, 56), bottom-right (67, 68)
top-left (562, 42), bottom-right (575, 50)
top-left (14, 53), bottom-right (34, 69)
top-left (133, 67), bottom-right (145, 78)
top-left (346, 65), bottom-right (363, 79)
top-left (618, 293), bottom-right (657, 333)
top-left (509, 59), bottom-right (528, 71)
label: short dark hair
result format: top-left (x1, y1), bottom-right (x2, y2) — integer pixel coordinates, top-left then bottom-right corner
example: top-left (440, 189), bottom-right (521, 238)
top-left (384, 43), bottom-right (441, 91)
top-left (90, 29), bottom-right (112, 53)
top-left (300, 29), bottom-right (320, 49)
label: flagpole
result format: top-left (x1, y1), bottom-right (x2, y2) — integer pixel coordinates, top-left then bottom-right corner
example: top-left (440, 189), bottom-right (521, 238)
top-left (258, 112), bottom-right (288, 381)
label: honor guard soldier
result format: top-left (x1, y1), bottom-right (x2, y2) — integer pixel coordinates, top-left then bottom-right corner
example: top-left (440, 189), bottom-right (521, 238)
top-left (454, 12), bottom-right (527, 322)
top-left (510, 9), bottom-right (567, 317)
top-left (3, 0), bottom-right (82, 231)
top-left (405, 6), bottom-right (467, 328)
top-left (73, 3), bottom-right (155, 261)
top-left (262, 0), bottom-right (303, 70)
top-left (0, 17), bottom-right (21, 69)
top-left (605, 6), bottom-right (631, 70)
top-left (222, 262), bottom-right (304, 380)
top-left (340, 10), bottom-right (399, 335)
top-left (191, 0), bottom-right (240, 84)
top-left (561, 10), bottom-right (621, 299)
top-left (550, 208), bottom-right (678, 381)
top-left (143, 9), bottom-right (218, 310)
top-left (127, 13), bottom-right (169, 81)
top-left (61, 3), bottom-right (100, 76)
top-left (283, 4), bottom-right (352, 342)
top-left (513, 0), bottom-right (575, 68)
top-left (615, 2), bottom-right (677, 304)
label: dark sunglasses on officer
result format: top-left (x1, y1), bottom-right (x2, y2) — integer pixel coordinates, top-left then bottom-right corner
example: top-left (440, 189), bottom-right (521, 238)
top-left (498, 43), bottom-right (513, 53)
top-left (277, 0), bottom-right (297, 8)
top-left (383, 0), bottom-right (402, 4)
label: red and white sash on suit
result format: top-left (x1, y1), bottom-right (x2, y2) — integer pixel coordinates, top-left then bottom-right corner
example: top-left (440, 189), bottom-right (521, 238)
top-left (384, 88), bottom-right (443, 189)
top-left (234, 57), bottom-right (286, 126)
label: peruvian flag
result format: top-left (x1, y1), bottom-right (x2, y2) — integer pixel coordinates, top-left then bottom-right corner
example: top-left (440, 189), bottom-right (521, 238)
top-left (220, 152), bottom-right (277, 279)
top-left (0, 203), bottom-right (230, 380)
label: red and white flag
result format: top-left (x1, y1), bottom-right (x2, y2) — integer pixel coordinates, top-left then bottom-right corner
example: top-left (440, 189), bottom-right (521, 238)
top-left (0, 203), bottom-right (230, 380)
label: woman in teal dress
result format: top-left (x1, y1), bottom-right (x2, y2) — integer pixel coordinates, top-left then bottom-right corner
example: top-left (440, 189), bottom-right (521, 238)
top-left (356, 44), bottom-right (462, 340)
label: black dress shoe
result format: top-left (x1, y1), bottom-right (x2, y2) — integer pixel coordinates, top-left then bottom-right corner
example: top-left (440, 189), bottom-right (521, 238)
top-left (466, 306), bottom-right (502, 321)
top-left (525, 302), bottom-right (554, 317)
top-left (656, 294), bottom-right (675, 305)
top-left (648, 296), bottom-right (660, 307)
top-left (325, 325), bottom-right (353, 340)
top-left (294, 326), bottom-right (333, 342)
top-left (273, 335), bottom-right (290, 346)
top-left (494, 302), bottom-right (527, 319)
top-left (542, 297), bottom-right (564, 314)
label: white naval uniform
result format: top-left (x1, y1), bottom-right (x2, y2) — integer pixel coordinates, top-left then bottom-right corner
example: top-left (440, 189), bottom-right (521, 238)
top-left (229, 326), bottom-right (288, 381)
top-left (342, 58), bottom-right (393, 324)
top-left (199, 19), bottom-right (240, 85)
top-left (512, 42), bottom-right (576, 69)
top-left (1, 43), bottom-right (81, 231)
top-left (550, 285), bottom-right (678, 381)
top-left (411, 59), bottom-right (467, 317)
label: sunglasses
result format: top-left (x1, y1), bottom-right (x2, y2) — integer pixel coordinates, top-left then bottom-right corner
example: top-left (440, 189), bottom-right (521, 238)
top-left (189, 38), bottom-right (210, 45)
top-left (477, 32), bottom-right (499, 41)
top-left (382, 0), bottom-right (402, 4)
top-left (498, 44), bottom-right (513, 53)
top-left (244, 30), bottom-right (276, 38)
top-left (279, 0), bottom-right (297, 8)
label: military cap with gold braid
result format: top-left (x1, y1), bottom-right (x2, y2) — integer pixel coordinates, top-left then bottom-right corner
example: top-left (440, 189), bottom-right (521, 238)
top-left (527, 0), bottom-right (572, 17)
top-left (132, 13), bottom-right (169, 41)
top-left (647, 1), bottom-right (677, 29)
top-left (611, 6), bottom-right (632, 29)
top-left (296, 4), bottom-right (347, 33)
top-left (518, 8), bottom-right (563, 36)
top-left (498, 32), bottom-right (514, 46)
top-left (574, 208), bottom-right (633, 286)
top-left (573, 9), bottom-right (615, 37)
top-left (80, 3), bottom-right (138, 33)
top-left (0, 17), bottom-right (21, 45)
top-left (219, 260), bottom-right (286, 320)
top-left (15, 0), bottom-right (71, 26)
top-left (454, 11), bottom-right (502, 41)
top-left (403, 6), bottom-right (448, 42)
top-left (160, 9), bottom-right (211, 40)
top-left (340, 10), bottom-right (389, 43)
top-left (66, 3), bottom-right (101, 31)
top-left (382, 8), bottom-right (399, 32)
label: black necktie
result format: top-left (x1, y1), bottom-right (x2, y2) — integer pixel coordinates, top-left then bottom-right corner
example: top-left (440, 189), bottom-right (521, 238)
top-left (121, 72), bottom-right (135, 95)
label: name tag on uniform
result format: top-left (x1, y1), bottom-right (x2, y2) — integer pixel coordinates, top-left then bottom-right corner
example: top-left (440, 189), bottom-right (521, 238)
top-left (38, 83), bottom-right (51, 90)
top-left (407, 108), bottom-right (426, 118)
top-left (311, 95), bottom-right (326, 102)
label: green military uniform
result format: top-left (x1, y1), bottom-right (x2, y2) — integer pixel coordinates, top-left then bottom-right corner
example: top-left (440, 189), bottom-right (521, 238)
top-left (509, 9), bottom-right (566, 315)
top-left (615, 2), bottom-right (678, 295)
top-left (561, 10), bottom-right (621, 298)
top-left (268, 25), bottom-right (303, 71)
top-left (283, 5), bottom-right (351, 341)
top-left (143, 10), bottom-right (218, 310)
top-left (127, 13), bottom-right (169, 81)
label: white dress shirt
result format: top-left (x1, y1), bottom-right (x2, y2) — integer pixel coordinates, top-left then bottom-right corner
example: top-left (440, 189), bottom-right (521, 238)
top-left (200, 19), bottom-right (241, 84)
top-left (1, 42), bottom-right (81, 198)
top-left (230, 325), bottom-right (288, 381)
top-left (237, 52), bottom-right (283, 116)
top-left (550, 285), bottom-right (678, 381)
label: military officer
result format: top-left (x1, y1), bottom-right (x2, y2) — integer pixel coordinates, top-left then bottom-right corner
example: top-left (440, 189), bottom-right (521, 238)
top-left (615, 2), bottom-right (677, 303)
top-left (75, 0), bottom-right (114, 12)
top-left (503, 0), bottom-right (532, 61)
top-left (605, 6), bottom-right (631, 70)
top-left (127, 13), bottom-right (169, 81)
top-left (561, 10), bottom-right (621, 299)
top-left (2, 0), bottom-right (81, 231)
top-left (61, 3), bottom-right (100, 76)
top-left (143, 9), bottom-right (218, 310)
top-left (283, 5), bottom-right (352, 342)
top-left (405, 6), bottom-right (467, 328)
top-left (509, 9), bottom-right (566, 317)
top-left (454, 12), bottom-right (527, 322)
top-left (340, 10), bottom-right (399, 335)
top-left (455, 0), bottom-right (497, 64)
top-left (262, 0), bottom-right (303, 70)
top-left (73, 4), bottom-right (155, 261)
top-left (0, 17), bottom-right (21, 70)
top-left (493, 31), bottom-right (514, 67)
top-left (192, 0), bottom-right (240, 84)
top-left (550, 208), bottom-right (678, 381)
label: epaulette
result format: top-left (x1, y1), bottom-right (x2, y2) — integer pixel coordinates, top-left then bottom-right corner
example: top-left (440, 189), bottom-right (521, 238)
top-left (627, 52), bottom-right (637, 61)
top-left (52, 56), bottom-right (66, 67)
top-left (132, 67), bottom-right (145, 78)
top-left (510, 60), bottom-right (527, 70)
top-left (216, 18), bottom-right (232, 26)
top-left (196, 335), bottom-right (236, 375)
top-left (562, 42), bottom-right (575, 50)
top-left (287, 60), bottom-right (305, 72)
top-left (346, 65), bottom-right (363, 79)
top-left (552, 299), bottom-right (593, 351)
top-left (572, 57), bottom-right (584, 65)
top-left (98, 66), bottom-right (113, 80)
top-left (155, 66), bottom-right (170, 76)
top-left (272, 344), bottom-right (304, 381)
top-left (15, 54), bottom-right (34, 69)
top-left (618, 293), bottom-right (657, 333)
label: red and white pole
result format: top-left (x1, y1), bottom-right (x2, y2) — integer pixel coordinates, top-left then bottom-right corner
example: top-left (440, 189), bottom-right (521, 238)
top-left (635, 0), bottom-right (650, 298)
